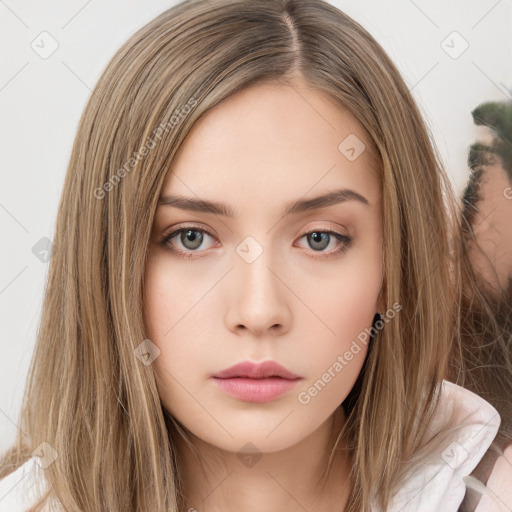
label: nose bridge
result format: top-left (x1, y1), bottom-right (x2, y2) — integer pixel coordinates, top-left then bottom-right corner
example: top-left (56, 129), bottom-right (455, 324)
top-left (228, 234), bottom-right (290, 332)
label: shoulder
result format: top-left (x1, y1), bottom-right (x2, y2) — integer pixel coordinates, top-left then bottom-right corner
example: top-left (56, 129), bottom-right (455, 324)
top-left (0, 457), bottom-right (57, 512)
top-left (374, 380), bottom-right (502, 512)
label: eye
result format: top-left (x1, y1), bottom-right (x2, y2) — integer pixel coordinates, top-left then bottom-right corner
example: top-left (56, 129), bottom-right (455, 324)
top-left (161, 224), bottom-right (218, 259)
top-left (160, 225), bottom-right (352, 259)
top-left (296, 229), bottom-right (352, 258)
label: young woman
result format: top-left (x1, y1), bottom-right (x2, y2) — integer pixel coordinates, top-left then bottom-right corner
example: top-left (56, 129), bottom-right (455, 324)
top-left (0, 1), bottom-right (510, 510)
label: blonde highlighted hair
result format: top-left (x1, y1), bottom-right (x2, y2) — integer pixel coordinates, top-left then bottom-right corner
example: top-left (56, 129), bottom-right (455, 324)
top-left (1, 0), bottom-right (473, 510)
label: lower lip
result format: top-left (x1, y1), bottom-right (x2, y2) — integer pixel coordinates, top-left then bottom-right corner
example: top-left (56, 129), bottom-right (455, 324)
top-left (212, 377), bottom-right (300, 403)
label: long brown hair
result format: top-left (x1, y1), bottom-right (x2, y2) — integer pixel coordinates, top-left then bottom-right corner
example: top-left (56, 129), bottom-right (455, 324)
top-left (1, 1), bottom-right (465, 510)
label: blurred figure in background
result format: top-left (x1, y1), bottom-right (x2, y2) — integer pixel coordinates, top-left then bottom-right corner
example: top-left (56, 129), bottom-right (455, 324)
top-left (457, 98), bottom-right (512, 511)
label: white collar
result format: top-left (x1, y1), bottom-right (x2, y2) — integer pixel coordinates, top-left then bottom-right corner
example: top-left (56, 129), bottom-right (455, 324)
top-left (373, 380), bottom-right (501, 511)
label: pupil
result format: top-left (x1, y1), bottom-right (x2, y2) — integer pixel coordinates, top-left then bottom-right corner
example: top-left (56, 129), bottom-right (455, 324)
top-left (183, 230), bottom-right (202, 249)
top-left (310, 232), bottom-right (328, 250)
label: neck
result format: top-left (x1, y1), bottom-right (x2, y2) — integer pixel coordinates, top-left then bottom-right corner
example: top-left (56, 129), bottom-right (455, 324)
top-left (173, 406), bottom-right (353, 512)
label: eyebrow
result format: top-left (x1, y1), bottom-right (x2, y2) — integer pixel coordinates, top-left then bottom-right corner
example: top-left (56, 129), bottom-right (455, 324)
top-left (157, 187), bottom-right (369, 217)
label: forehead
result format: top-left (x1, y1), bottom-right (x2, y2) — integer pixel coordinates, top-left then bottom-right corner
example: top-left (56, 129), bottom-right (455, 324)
top-left (161, 82), bottom-right (381, 210)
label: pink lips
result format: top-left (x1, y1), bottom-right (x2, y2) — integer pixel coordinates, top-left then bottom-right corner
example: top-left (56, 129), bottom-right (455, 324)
top-left (211, 360), bottom-right (302, 403)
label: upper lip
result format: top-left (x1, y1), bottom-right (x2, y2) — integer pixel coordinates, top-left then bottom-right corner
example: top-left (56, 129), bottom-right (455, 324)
top-left (212, 360), bottom-right (302, 380)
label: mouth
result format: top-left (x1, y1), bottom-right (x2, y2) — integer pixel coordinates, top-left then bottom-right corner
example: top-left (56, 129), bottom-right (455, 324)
top-left (212, 360), bottom-right (302, 380)
top-left (211, 376), bottom-right (301, 403)
top-left (211, 360), bottom-right (303, 403)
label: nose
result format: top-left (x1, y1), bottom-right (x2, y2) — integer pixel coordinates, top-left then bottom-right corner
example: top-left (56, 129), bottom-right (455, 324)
top-left (225, 249), bottom-right (292, 337)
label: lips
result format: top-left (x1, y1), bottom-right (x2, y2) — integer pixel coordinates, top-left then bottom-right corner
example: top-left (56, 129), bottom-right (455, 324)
top-left (211, 361), bottom-right (303, 402)
top-left (211, 360), bottom-right (301, 380)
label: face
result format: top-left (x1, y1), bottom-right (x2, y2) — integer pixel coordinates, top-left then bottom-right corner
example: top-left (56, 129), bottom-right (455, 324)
top-left (143, 80), bottom-right (384, 454)
top-left (466, 126), bottom-right (512, 293)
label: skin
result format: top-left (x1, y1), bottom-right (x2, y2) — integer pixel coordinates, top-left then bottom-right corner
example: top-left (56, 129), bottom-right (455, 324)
top-left (466, 126), bottom-right (512, 294)
top-left (143, 78), bottom-right (385, 511)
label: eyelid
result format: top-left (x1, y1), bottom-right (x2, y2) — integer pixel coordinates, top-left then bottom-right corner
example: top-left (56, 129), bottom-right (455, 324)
top-left (162, 222), bottom-right (215, 239)
top-left (162, 222), bottom-right (348, 239)
top-left (162, 222), bottom-right (219, 248)
top-left (297, 222), bottom-right (348, 238)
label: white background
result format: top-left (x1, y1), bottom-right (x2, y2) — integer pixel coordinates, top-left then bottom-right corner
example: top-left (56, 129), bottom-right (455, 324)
top-left (1, 0), bottom-right (511, 455)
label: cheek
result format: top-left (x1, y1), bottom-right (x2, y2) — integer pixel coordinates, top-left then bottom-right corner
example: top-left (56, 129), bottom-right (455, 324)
top-left (143, 253), bottom-right (215, 406)
top-left (293, 249), bottom-right (382, 396)
top-left (294, 287), bottom-right (376, 365)
top-left (143, 249), bottom-right (212, 340)
top-left (297, 245), bottom-right (382, 342)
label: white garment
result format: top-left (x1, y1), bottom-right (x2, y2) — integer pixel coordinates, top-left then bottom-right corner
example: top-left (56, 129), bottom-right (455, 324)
top-left (371, 380), bottom-right (510, 511)
top-left (0, 380), bottom-right (510, 511)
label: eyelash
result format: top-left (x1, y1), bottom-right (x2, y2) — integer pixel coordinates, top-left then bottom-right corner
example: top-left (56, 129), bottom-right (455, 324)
top-left (160, 224), bottom-right (352, 260)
